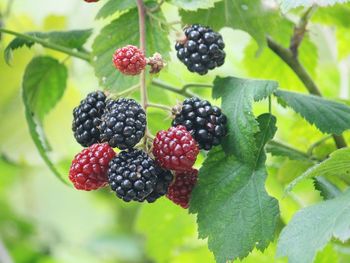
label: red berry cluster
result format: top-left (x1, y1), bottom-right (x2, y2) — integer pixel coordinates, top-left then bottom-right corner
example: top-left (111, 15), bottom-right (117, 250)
top-left (153, 125), bottom-right (200, 208)
top-left (113, 45), bottom-right (147, 76)
top-left (69, 143), bottom-right (116, 191)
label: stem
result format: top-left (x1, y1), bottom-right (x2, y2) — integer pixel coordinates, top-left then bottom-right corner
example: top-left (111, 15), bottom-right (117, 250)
top-left (147, 103), bottom-right (172, 112)
top-left (267, 140), bottom-right (314, 161)
top-left (268, 95), bottom-right (272, 114)
top-left (182, 83), bottom-right (213, 91)
top-left (5, 0), bottom-right (15, 17)
top-left (136, 0), bottom-right (148, 111)
top-left (115, 84), bottom-right (140, 98)
top-left (307, 135), bottom-right (333, 156)
top-left (0, 28), bottom-right (91, 61)
top-left (152, 79), bottom-right (195, 97)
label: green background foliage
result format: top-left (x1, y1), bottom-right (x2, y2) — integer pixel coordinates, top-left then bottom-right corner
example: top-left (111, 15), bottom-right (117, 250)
top-left (1, 0), bottom-right (350, 262)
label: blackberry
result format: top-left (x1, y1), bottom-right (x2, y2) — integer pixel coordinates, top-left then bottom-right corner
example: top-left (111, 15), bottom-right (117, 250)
top-left (175, 24), bottom-right (225, 75)
top-left (172, 97), bottom-right (227, 150)
top-left (108, 149), bottom-right (159, 202)
top-left (72, 91), bottom-right (106, 147)
top-left (100, 98), bottom-right (146, 150)
top-left (146, 167), bottom-right (173, 203)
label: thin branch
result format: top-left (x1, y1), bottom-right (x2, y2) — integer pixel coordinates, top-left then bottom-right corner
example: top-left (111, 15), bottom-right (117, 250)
top-left (0, 28), bottom-right (91, 61)
top-left (290, 5), bottom-right (317, 57)
top-left (151, 79), bottom-right (195, 97)
top-left (147, 103), bottom-right (172, 112)
top-left (182, 83), bottom-right (213, 92)
top-left (5, 0), bottom-right (15, 18)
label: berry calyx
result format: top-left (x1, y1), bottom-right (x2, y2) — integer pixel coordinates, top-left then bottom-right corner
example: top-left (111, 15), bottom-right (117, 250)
top-left (108, 149), bottom-right (159, 202)
top-left (69, 143), bottom-right (116, 191)
top-left (72, 91), bottom-right (106, 147)
top-left (167, 169), bottom-right (198, 209)
top-left (100, 98), bottom-right (147, 150)
top-left (113, 45), bottom-right (147, 75)
top-left (153, 125), bottom-right (199, 171)
top-left (172, 97), bottom-right (227, 151)
top-left (175, 24), bottom-right (226, 75)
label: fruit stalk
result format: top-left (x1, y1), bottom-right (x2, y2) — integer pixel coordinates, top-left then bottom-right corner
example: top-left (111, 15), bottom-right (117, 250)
top-left (136, 0), bottom-right (148, 111)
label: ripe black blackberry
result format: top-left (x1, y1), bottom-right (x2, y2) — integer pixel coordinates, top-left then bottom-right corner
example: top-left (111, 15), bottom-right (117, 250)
top-left (146, 167), bottom-right (173, 203)
top-left (108, 149), bottom-right (159, 202)
top-left (172, 97), bottom-right (227, 150)
top-left (100, 98), bottom-right (146, 150)
top-left (175, 24), bottom-right (225, 75)
top-left (72, 91), bottom-right (106, 147)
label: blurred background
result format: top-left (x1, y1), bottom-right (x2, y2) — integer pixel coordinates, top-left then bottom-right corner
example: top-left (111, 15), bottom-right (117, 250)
top-left (1, 0), bottom-right (350, 262)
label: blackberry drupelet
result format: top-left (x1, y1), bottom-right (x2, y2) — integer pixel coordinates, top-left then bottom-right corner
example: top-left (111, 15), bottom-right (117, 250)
top-left (172, 97), bottom-right (227, 150)
top-left (108, 149), bottom-right (159, 202)
top-left (100, 98), bottom-right (146, 150)
top-left (146, 167), bottom-right (173, 203)
top-left (72, 91), bottom-right (106, 147)
top-left (175, 24), bottom-right (225, 75)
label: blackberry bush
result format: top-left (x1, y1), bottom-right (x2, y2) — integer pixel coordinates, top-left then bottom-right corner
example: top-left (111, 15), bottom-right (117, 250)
top-left (172, 97), bottom-right (227, 150)
top-left (72, 91), bottom-right (106, 147)
top-left (175, 24), bottom-right (225, 75)
top-left (100, 98), bottom-right (146, 150)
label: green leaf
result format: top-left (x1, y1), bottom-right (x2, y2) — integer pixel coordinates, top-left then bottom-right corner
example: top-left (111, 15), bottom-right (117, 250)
top-left (92, 7), bottom-right (170, 92)
top-left (266, 140), bottom-right (311, 161)
top-left (23, 56), bottom-right (68, 122)
top-left (190, 114), bottom-right (279, 262)
top-left (213, 76), bottom-right (278, 164)
top-left (169, 0), bottom-right (220, 10)
top-left (277, 188), bottom-right (350, 263)
top-left (280, 0), bottom-right (350, 13)
top-left (313, 177), bottom-right (342, 200)
top-left (96, 0), bottom-right (149, 20)
top-left (275, 90), bottom-right (350, 135)
top-left (22, 56), bottom-right (68, 185)
top-left (286, 148), bottom-right (350, 193)
top-left (180, 0), bottom-right (284, 48)
top-left (4, 29), bottom-right (92, 64)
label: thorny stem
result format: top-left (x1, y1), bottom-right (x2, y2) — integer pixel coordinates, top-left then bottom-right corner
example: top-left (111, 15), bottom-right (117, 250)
top-left (0, 28), bottom-right (91, 62)
top-left (152, 79), bottom-right (198, 97)
top-left (266, 7), bottom-right (347, 149)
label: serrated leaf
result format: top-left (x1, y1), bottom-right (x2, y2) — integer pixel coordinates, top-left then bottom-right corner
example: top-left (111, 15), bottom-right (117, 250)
top-left (275, 90), bottom-right (350, 135)
top-left (4, 29), bottom-right (92, 64)
top-left (96, 0), bottom-right (145, 20)
top-left (277, 188), bottom-right (350, 263)
top-left (92, 7), bottom-right (170, 92)
top-left (266, 140), bottom-right (311, 161)
top-left (180, 0), bottom-right (284, 48)
top-left (280, 0), bottom-right (350, 13)
top-left (213, 76), bottom-right (278, 164)
top-left (190, 114), bottom-right (279, 262)
top-left (313, 177), bottom-right (342, 200)
top-left (169, 0), bottom-right (220, 10)
top-left (22, 56), bottom-right (68, 185)
top-left (23, 56), bottom-right (67, 122)
top-left (286, 148), bottom-right (350, 193)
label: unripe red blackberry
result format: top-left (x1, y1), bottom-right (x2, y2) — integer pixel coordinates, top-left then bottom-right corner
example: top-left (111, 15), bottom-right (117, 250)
top-left (167, 169), bottom-right (198, 209)
top-left (146, 167), bottom-right (173, 203)
top-left (113, 45), bottom-right (147, 75)
top-left (100, 98), bottom-right (146, 150)
top-left (153, 125), bottom-right (199, 171)
top-left (172, 97), bottom-right (227, 150)
top-left (175, 24), bottom-right (225, 75)
top-left (72, 91), bottom-right (106, 147)
top-left (69, 143), bottom-right (116, 191)
top-left (108, 149), bottom-right (159, 202)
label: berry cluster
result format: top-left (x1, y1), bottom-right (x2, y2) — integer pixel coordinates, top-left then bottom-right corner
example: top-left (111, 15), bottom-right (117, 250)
top-left (69, 26), bottom-right (227, 208)
top-left (175, 24), bottom-right (225, 75)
